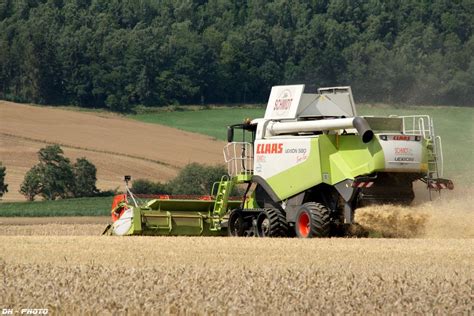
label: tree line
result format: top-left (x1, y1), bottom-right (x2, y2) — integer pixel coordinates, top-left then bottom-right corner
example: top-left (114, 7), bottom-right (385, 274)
top-left (0, 0), bottom-right (472, 111)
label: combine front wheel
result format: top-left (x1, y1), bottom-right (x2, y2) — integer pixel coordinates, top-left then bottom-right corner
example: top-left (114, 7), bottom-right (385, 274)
top-left (256, 208), bottom-right (288, 237)
top-left (295, 203), bottom-right (330, 238)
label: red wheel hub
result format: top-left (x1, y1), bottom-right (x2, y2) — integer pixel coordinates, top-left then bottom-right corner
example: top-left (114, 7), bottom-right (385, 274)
top-left (298, 212), bottom-right (310, 237)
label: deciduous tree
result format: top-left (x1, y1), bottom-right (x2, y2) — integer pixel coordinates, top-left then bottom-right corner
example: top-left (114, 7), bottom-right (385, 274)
top-left (73, 157), bottom-right (99, 198)
top-left (0, 162), bottom-right (8, 198)
top-left (19, 145), bottom-right (100, 200)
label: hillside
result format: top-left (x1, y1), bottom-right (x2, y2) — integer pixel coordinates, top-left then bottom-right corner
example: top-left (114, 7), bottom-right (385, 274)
top-left (0, 101), bottom-right (225, 201)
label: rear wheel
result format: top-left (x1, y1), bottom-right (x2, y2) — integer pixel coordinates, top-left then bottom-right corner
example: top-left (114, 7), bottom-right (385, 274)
top-left (256, 208), bottom-right (288, 237)
top-left (295, 202), bottom-right (331, 238)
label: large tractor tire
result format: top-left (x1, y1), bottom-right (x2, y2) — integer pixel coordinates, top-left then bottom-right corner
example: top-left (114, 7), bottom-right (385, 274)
top-left (295, 202), bottom-right (331, 238)
top-left (256, 208), bottom-right (288, 237)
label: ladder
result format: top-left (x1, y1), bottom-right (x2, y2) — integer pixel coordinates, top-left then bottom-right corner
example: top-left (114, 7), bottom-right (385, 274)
top-left (210, 175), bottom-right (234, 230)
top-left (399, 115), bottom-right (445, 199)
top-left (427, 118), bottom-right (443, 176)
top-left (421, 117), bottom-right (444, 199)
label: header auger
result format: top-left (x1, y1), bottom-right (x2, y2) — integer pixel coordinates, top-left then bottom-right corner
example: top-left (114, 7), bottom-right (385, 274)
top-left (104, 85), bottom-right (453, 237)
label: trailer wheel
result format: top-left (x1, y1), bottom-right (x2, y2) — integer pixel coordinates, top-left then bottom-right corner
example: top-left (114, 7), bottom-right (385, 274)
top-left (256, 208), bottom-right (288, 237)
top-left (228, 209), bottom-right (245, 237)
top-left (295, 203), bottom-right (330, 238)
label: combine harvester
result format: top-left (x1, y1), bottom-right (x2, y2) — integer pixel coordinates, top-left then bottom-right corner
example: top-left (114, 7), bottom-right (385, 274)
top-left (104, 85), bottom-right (453, 238)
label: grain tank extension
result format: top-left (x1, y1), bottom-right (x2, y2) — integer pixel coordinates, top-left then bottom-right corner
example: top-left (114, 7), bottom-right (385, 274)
top-left (104, 85), bottom-right (453, 238)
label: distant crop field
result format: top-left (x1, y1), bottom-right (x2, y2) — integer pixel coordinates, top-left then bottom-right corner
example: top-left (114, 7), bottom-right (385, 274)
top-left (0, 236), bottom-right (471, 314)
top-left (0, 196), bottom-right (113, 217)
top-left (130, 105), bottom-right (474, 184)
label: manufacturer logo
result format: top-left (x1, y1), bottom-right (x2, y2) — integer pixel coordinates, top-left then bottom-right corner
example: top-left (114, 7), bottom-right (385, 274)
top-left (393, 135), bottom-right (411, 141)
top-left (256, 143), bottom-right (283, 154)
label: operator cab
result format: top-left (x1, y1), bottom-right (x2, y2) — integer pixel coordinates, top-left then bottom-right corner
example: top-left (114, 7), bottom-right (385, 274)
top-left (227, 120), bottom-right (257, 143)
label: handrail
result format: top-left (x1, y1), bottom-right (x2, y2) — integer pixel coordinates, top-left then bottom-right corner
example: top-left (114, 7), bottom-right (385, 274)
top-left (394, 115), bottom-right (433, 139)
top-left (435, 136), bottom-right (444, 177)
top-left (223, 142), bottom-right (254, 177)
top-left (418, 117), bottom-right (427, 139)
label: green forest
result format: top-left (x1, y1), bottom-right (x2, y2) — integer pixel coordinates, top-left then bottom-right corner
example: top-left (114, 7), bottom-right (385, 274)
top-left (0, 0), bottom-right (472, 111)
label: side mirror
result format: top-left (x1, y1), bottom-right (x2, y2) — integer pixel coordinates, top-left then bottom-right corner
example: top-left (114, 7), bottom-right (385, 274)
top-left (227, 126), bottom-right (234, 142)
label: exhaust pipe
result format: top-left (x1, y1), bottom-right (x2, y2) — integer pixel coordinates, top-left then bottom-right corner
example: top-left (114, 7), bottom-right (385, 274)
top-left (268, 117), bottom-right (374, 143)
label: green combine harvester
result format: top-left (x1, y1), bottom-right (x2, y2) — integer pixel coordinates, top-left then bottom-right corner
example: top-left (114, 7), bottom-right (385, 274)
top-left (104, 85), bottom-right (453, 238)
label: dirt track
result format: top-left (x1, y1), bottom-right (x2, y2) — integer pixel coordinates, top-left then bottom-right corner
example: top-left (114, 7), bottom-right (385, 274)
top-left (0, 101), bottom-right (225, 200)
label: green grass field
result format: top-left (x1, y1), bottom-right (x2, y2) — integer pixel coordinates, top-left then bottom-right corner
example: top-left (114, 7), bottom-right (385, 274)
top-left (0, 196), bottom-right (113, 217)
top-left (132, 107), bottom-right (265, 140)
top-left (130, 104), bottom-right (473, 184)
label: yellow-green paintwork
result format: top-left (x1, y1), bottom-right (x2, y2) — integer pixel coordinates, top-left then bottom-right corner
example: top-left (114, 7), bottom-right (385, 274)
top-left (266, 139), bottom-right (322, 200)
top-left (265, 134), bottom-right (386, 200)
top-left (322, 134), bottom-right (385, 184)
top-left (121, 199), bottom-right (241, 236)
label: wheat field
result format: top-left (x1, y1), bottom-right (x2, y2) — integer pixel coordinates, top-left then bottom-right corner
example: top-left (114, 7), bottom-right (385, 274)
top-left (1, 191), bottom-right (472, 314)
top-left (0, 236), bottom-right (474, 315)
top-left (0, 235), bottom-right (472, 314)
